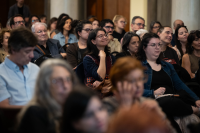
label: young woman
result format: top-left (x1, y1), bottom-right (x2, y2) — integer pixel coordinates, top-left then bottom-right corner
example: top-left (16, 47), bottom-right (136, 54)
top-left (17, 59), bottom-right (79, 133)
top-left (47, 17), bottom-right (58, 38)
top-left (0, 28), bottom-right (11, 63)
top-left (182, 30), bottom-right (200, 79)
top-left (28, 15), bottom-right (40, 29)
top-left (66, 20), bottom-right (92, 68)
top-left (53, 16), bottom-right (78, 47)
top-left (88, 15), bottom-right (99, 29)
top-left (149, 21), bottom-right (162, 34)
top-left (112, 15), bottom-right (127, 42)
top-left (61, 86), bottom-right (109, 133)
top-left (116, 32), bottom-right (140, 59)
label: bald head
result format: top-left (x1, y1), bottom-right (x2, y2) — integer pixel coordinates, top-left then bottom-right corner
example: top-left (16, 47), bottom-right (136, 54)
top-left (173, 19), bottom-right (184, 30)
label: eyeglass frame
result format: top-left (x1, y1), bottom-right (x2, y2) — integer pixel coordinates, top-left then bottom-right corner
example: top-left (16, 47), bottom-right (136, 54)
top-left (133, 23), bottom-right (145, 27)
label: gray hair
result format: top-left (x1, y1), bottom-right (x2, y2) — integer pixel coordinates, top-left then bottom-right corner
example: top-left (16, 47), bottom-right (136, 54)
top-left (31, 22), bottom-right (47, 33)
top-left (132, 16), bottom-right (145, 24)
top-left (17, 59), bottom-right (79, 127)
top-left (136, 29), bottom-right (148, 36)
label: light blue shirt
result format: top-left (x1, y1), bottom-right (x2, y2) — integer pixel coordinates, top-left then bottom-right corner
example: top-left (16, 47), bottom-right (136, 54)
top-left (53, 32), bottom-right (78, 46)
top-left (0, 57), bottom-right (40, 105)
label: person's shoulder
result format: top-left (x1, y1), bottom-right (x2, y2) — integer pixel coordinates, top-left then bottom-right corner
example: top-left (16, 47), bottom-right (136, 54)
top-left (69, 33), bottom-right (76, 38)
top-left (24, 105), bottom-right (48, 117)
top-left (66, 43), bottom-right (78, 51)
top-left (9, 4), bottom-right (16, 9)
top-left (182, 53), bottom-right (190, 61)
top-left (48, 38), bottom-right (59, 44)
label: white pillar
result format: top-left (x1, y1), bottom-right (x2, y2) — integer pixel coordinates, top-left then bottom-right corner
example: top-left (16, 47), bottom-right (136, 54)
top-left (171, 0), bottom-right (200, 32)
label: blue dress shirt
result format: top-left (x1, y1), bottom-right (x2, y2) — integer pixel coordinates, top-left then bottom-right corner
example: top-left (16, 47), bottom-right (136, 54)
top-left (0, 57), bottom-right (40, 105)
top-left (53, 32), bottom-right (78, 46)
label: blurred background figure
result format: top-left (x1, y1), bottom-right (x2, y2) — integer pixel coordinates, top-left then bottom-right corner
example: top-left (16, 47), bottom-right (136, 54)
top-left (88, 15), bottom-right (99, 30)
top-left (149, 21), bottom-right (162, 34)
top-left (28, 15), bottom-right (40, 29)
top-left (47, 17), bottom-right (58, 38)
top-left (39, 14), bottom-right (47, 24)
top-left (136, 29), bottom-right (148, 40)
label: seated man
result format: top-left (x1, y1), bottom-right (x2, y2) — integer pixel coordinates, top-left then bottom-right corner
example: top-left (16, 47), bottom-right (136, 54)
top-left (0, 27), bottom-right (40, 108)
top-left (131, 16), bottom-right (145, 33)
top-left (10, 14), bottom-right (25, 29)
top-left (31, 22), bottom-right (66, 63)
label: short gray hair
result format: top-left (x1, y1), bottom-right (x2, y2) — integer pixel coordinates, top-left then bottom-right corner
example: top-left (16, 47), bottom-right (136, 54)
top-left (136, 29), bottom-right (148, 36)
top-left (31, 22), bottom-right (47, 33)
top-left (132, 16), bottom-right (145, 24)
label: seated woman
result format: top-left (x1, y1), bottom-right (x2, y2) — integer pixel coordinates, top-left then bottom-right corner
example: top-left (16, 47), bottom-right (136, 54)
top-left (149, 21), bottom-right (162, 34)
top-left (112, 15), bottom-right (127, 42)
top-left (61, 86), bottom-right (109, 133)
top-left (88, 15), bottom-right (99, 30)
top-left (66, 20), bottom-right (92, 69)
top-left (17, 59), bottom-right (79, 133)
top-left (0, 28), bottom-right (10, 63)
top-left (47, 17), bottom-right (58, 38)
top-left (182, 30), bottom-right (200, 79)
top-left (137, 33), bottom-right (200, 133)
top-left (83, 28), bottom-right (115, 89)
top-left (28, 15), bottom-right (40, 29)
top-left (115, 32), bottom-right (140, 60)
top-left (53, 16), bottom-right (78, 47)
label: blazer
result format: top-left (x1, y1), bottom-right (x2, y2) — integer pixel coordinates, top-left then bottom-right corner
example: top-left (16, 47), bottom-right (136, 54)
top-left (31, 39), bottom-right (66, 62)
top-left (8, 4), bottom-right (30, 19)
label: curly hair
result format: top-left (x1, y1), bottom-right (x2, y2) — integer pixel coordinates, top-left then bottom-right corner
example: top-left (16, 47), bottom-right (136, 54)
top-left (186, 30), bottom-right (200, 54)
top-left (57, 16), bottom-right (73, 34)
top-left (0, 28), bottom-right (11, 47)
top-left (75, 20), bottom-right (91, 39)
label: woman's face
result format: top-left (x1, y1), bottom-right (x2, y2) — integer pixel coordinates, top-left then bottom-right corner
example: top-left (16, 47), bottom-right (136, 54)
top-left (31, 16), bottom-right (39, 25)
top-left (144, 38), bottom-right (161, 61)
top-left (123, 69), bottom-right (145, 99)
top-left (127, 36), bottom-right (140, 55)
top-left (1, 32), bottom-right (10, 48)
top-left (50, 21), bottom-right (57, 30)
top-left (92, 20), bottom-right (99, 30)
top-left (152, 23), bottom-right (160, 34)
top-left (178, 27), bottom-right (189, 43)
top-left (192, 37), bottom-right (200, 51)
top-left (116, 18), bottom-right (126, 29)
top-left (92, 31), bottom-right (109, 48)
top-left (79, 24), bottom-right (92, 40)
top-left (50, 66), bottom-right (72, 105)
top-left (63, 19), bottom-right (72, 31)
top-left (74, 97), bottom-right (108, 133)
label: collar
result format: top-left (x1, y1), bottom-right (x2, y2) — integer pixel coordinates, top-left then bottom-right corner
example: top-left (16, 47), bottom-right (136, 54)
top-left (142, 59), bottom-right (166, 66)
top-left (4, 56), bottom-right (28, 71)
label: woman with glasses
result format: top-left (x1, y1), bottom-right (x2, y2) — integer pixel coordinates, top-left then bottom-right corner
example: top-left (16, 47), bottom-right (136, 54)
top-left (137, 33), bottom-right (200, 133)
top-left (149, 21), bottom-right (162, 34)
top-left (53, 16), bottom-right (78, 47)
top-left (28, 15), bottom-right (40, 29)
top-left (112, 15), bottom-right (127, 42)
top-left (116, 32), bottom-right (140, 60)
top-left (17, 59), bottom-right (79, 133)
top-left (66, 20), bottom-right (92, 69)
top-left (182, 30), bottom-right (200, 79)
top-left (83, 28), bottom-right (115, 89)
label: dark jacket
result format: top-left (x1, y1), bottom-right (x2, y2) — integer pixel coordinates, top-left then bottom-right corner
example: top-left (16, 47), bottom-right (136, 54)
top-left (8, 4), bottom-right (30, 19)
top-left (142, 59), bottom-right (199, 101)
top-left (31, 39), bottom-right (65, 62)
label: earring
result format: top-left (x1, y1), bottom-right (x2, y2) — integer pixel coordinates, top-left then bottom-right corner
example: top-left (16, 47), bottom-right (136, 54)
top-left (191, 45), bottom-right (194, 50)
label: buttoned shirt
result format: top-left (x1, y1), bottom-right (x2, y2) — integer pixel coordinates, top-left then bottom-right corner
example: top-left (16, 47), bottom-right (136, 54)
top-left (0, 57), bottom-right (40, 105)
top-left (53, 32), bottom-right (78, 46)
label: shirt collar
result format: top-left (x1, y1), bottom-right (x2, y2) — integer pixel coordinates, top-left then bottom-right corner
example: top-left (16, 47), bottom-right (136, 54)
top-left (4, 56), bottom-right (28, 71)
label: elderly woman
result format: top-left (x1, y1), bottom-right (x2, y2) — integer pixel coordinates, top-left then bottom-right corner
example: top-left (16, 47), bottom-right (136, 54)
top-left (137, 33), bottom-right (200, 133)
top-left (17, 59), bottom-right (79, 133)
top-left (136, 29), bottom-right (148, 40)
top-left (0, 28), bottom-right (11, 63)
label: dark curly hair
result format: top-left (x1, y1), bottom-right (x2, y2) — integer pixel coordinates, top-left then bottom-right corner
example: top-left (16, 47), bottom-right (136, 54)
top-left (149, 21), bottom-right (162, 33)
top-left (75, 20), bottom-right (92, 39)
top-left (57, 16), bottom-right (73, 34)
top-left (186, 30), bottom-right (200, 54)
top-left (56, 13), bottom-right (69, 29)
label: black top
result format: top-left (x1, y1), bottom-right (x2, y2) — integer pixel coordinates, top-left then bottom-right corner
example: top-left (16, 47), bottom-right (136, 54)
top-left (112, 30), bottom-right (126, 42)
top-left (159, 46), bottom-right (180, 65)
top-left (18, 106), bottom-right (56, 133)
top-left (38, 44), bottom-right (51, 55)
top-left (18, 6), bottom-right (23, 16)
top-left (151, 68), bottom-right (174, 94)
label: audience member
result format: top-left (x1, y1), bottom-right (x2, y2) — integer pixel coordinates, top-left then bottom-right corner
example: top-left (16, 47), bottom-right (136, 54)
top-left (112, 15), bottom-right (127, 42)
top-left (0, 28), bottom-right (11, 63)
top-left (182, 30), bottom-right (200, 79)
top-left (10, 14), bottom-right (25, 29)
top-left (66, 20), bottom-right (92, 68)
top-left (83, 28), bottom-right (115, 88)
top-left (137, 33), bottom-right (200, 133)
top-left (17, 59), bottom-right (79, 133)
top-left (131, 16), bottom-right (145, 33)
top-left (31, 22), bottom-right (66, 63)
top-left (136, 29), bottom-right (148, 40)
top-left (47, 17), bottom-right (58, 38)
top-left (53, 16), bottom-right (78, 46)
top-left (149, 21), bottom-right (162, 34)
top-left (28, 15), bottom-right (40, 29)
top-left (157, 26), bottom-right (180, 65)
top-left (6, 18), bottom-right (12, 30)
top-left (171, 19), bottom-right (184, 46)
top-left (39, 14), bottom-right (47, 24)
top-left (0, 27), bottom-right (39, 108)
top-left (8, 0), bottom-right (30, 23)
top-left (100, 19), bottom-right (122, 53)
top-left (88, 15), bottom-right (99, 29)
top-left (61, 86), bottom-right (108, 133)
top-left (116, 32), bottom-right (140, 59)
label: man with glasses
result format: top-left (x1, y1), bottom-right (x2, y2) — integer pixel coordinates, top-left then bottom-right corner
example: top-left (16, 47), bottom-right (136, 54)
top-left (100, 19), bottom-right (121, 53)
top-left (131, 16), bottom-right (145, 33)
top-left (31, 22), bottom-right (66, 63)
top-left (10, 14), bottom-right (25, 29)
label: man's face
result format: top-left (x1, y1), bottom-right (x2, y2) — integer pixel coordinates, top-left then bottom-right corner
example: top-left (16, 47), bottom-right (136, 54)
top-left (16, 0), bottom-right (24, 5)
top-left (12, 17), bottom-right (25, 29)
top-left (158, 27), bottom-right (173, 45)
top-left (34, 25), bottom-right (48, 43)
top-left (103, 23), bottom-right (114, 35)
top-left (174, 20), bottom-right (184, 30)
top-left (131, 18), bottom-right (145, 32)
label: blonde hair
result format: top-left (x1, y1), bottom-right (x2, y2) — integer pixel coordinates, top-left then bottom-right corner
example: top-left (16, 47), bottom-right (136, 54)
top-left (112, 15), bottom-right (126, 28)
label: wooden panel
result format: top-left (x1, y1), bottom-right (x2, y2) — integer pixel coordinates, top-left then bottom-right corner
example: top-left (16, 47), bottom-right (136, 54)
top-left (103, 0), bottom-right (117, 19)
top-left (147, 0), bottom-right (157, 31)
top-left (0, 1), bottom-right (10, 27)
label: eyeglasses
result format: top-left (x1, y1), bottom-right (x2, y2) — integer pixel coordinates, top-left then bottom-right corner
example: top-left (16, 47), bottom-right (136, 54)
top-left (134, 23), bottom-right (145, 27)
top-left (120, 21), bottom-right (127, 24)
top-left (96, 34), bottom-right (108, 39)
top-left (82, 28), bottom-right (93, 32)
top-left (52, 77), bottom-right (71, 86)
top-left (32, 19), bottom-right (39, 23)
top-left (148, 43), bottom-right (162, 48)
top-left (14, 21), bottom-right (25, 25)
top-left (153, 26), bottom-right (160, 29)
top-left (104, 26), bottom-right (114, 29)
top-left (36, 30), bottom-right (47, 34)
